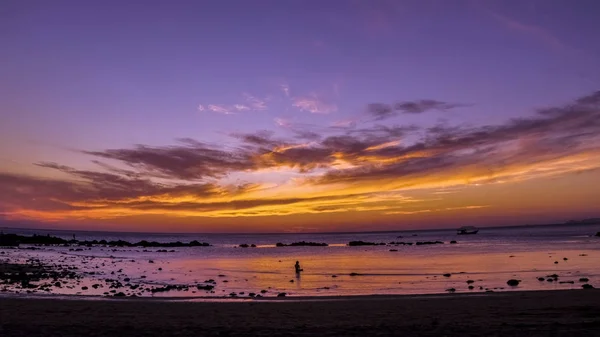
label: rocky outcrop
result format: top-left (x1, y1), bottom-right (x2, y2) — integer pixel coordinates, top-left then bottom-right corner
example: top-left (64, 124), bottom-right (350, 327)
top-left (0, 233), bottom-right (210, 247)
top-left (347, 241), bottom-right (385, 246)
top-left (276, 241), bottom-right (328, 247)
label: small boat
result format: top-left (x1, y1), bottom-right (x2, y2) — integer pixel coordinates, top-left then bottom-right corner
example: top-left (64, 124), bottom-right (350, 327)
top-left (457, 226), bottom-right (479, 235)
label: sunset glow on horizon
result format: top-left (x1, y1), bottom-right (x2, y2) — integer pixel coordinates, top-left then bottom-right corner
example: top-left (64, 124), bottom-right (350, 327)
top-left (2, 1), bottom-right (600, 232)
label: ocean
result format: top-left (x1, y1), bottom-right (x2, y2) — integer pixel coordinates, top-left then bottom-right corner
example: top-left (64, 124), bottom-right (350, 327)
top-left (1, 223), bottom-right (599, 298)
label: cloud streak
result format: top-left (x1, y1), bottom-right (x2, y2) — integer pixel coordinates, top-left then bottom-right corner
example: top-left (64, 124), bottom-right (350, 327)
top-left (198, 93), bottom-right (268, 115)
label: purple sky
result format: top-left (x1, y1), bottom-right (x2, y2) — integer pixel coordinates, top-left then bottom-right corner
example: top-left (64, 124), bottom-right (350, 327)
top-left (1, 0), bottom-right (600, 232)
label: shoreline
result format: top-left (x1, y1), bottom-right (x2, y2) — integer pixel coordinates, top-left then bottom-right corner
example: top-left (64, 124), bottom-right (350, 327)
top-left (0, 287), bottom-right (588, 302)
top-left (2, 289), bottom-right (600, 336)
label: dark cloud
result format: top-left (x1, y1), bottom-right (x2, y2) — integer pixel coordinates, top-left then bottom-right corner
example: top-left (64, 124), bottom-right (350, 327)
top-left (83, 140), bottom-right (256, 181)
top-left (50, 91), bottom-right (600, 187)
top-left (230, 130), bottom-right (278, 148)
top-left (292, 129), bottom-right (322, 141)
top-left (394, 99), bottom-right (464, 114)
top-left (0, 163), bottom-right (232, 215)
top-left (3, 91), bottom-right (598, 220)
top-left (367, 103), bottom-right (395, 120)
top-left (314, 91), bottom-right (600, 184)
top-left (365, 99), bottom-right (465, 121)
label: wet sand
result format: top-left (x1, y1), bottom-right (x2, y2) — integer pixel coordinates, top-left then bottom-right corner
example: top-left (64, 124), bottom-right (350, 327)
top-left (2, 290), bottom-right (600, 336)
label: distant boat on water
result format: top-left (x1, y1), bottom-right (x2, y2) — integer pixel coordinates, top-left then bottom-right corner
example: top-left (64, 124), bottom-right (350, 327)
top-left (457, 226), bottom-right (479, 235)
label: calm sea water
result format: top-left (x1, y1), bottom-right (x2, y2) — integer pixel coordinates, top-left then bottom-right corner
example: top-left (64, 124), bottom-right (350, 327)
top-left (1, 224), bottom-right (599, 298)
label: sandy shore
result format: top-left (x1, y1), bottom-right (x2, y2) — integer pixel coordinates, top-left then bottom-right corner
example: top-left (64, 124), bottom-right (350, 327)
top-left (1, 290), bottom-right (600, 336)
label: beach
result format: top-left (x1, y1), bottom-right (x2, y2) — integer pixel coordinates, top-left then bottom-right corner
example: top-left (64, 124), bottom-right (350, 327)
top-left (1, 224), bottom-right (599, 298)
top-left (2, 290), bottom-right (600, 336)
top-left (2, 226), bottom-right (599, 336)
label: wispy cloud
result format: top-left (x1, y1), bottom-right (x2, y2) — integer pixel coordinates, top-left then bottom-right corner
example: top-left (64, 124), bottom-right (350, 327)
top-left (274, 118), bottom-right (292, 128)
top-left (208, 104), bottom-right (234, 115)
top-left (243, 93), bottom-right (267, 110)
top-left (292, 94), bottom-right (338, 114)
top-left (280, 84), bottom-right (290, 98)
top-left (198, 93), bottom-right (268, 115)
top-left (477, 3), bottom-right (580, 55)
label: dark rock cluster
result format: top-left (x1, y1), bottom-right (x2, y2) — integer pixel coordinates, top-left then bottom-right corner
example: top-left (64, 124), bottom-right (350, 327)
top-left (276, 241), bottom-right (328, 247)
top-left (0, 233), bottom-right (210, 248)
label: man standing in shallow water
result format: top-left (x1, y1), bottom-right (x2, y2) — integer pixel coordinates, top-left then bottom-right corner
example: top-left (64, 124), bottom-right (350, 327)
top-left (295, 261), bottom-right (302, 274)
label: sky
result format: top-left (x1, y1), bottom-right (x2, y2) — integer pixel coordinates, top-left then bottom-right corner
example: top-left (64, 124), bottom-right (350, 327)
top-left (1, 0), bottom-right (600, 233)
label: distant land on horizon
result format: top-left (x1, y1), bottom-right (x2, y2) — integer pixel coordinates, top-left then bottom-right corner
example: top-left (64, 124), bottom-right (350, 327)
top-left (2, 218), bottom-right (599, 236)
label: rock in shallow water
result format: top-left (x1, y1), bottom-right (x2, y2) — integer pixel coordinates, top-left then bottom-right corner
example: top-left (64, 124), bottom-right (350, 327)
top-left (507, 279), bottom-right (521, 286)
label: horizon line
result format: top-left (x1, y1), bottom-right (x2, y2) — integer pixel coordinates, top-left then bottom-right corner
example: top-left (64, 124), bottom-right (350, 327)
top-left (1, 218), bottom-right (598, 237)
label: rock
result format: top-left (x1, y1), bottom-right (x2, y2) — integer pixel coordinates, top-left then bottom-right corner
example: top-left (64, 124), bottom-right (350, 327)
top-left (347, 241), bottom-right (384, 246)
top-left (446, 288), bottom-right (456, 293)
top-left (289, 279), bottom-right (294, 283)
top-left (595, 232), bottom-right (600, 237)
top-left (389, 249), bottom-right (398, 252)
top-left (579, 278), bottom-right (589, 282)
top-left (450, 240), bottom-right (457, 244)
top-left (466, 280), bottom-right (475, 284)
top-left (443, 273), bottom-right (451, 278)
top-left (239, 244), bottom-right (249, 248)
top-left (415, 241), bottom-right (444, 246)
top-left (158, 268), bottom-right (162, 271)
top-left (260, 290), bottom-right (267, 294)
top-left (124, 278), bottom-right (130, 282)
top-left (559, 281), bottom-right (574, 284)
top-left (149, 260), bottom-right (154, 263)
top-left (547, 278), bottom-right (554, 282)
top-left (468, 285), bottom-right (474, 290)
top-left (538, 277), bottom-right (545, 281)
top-left (349, 272), bottom-right (361, 276)
top-left (81, 286), bottom-right (88, 290)
top-left (197, 284), bottom-right (214, 291)
top-left (506, 279), bottom-right (520, 286)
top-left (114, 292), bottom-right (126, 297)
top-left (54, 282), bottom-right (61, 287)
top-left (277, 241), bottom-right (328, 247)
top-left (277, 292), bottom-right (286, 297)
top-left (582, 284), bottom-right (594, 289)
top-left (331, 275), bottom-right (337, 278)
top-left (563, 257), bottom-right (568, 261)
